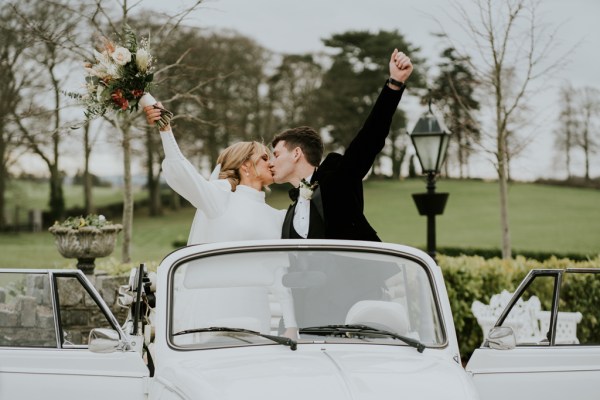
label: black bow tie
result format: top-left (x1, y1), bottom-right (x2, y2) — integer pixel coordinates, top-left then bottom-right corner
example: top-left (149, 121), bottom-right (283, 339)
top-left (288, 187), bottom-right (300, 202)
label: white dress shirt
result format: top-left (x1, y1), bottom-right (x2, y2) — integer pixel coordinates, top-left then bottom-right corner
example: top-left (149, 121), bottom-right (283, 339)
top-left (293, 174), bottom-right (313, 238)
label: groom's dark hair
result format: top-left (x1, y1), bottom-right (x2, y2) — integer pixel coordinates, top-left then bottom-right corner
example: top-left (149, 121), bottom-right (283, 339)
top-left (272, 126), bottom-right (324, 167)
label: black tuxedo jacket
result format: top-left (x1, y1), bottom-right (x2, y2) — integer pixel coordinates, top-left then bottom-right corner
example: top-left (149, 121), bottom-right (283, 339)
top-left (282, 83), bottom-right (404, 241)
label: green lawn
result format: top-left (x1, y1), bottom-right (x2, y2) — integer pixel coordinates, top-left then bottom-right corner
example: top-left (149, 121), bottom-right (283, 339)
top-left (1, 179), bottom-right (598, 269)
top-left (362, 179), bottom-right (600, 255)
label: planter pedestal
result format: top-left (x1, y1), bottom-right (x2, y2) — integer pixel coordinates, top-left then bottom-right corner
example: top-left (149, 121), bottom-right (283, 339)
top-left (76, 258), bottom-right (97, 275)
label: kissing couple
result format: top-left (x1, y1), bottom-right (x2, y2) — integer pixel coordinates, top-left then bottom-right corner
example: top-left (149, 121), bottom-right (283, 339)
top-left (144, 48), bottom-right (413, 244)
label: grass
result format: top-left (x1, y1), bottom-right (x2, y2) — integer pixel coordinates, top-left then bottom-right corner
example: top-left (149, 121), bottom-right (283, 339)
top-left (0, 178), bottom-right (598, 269)
top-left (363, 179), bottom-right (600, 255)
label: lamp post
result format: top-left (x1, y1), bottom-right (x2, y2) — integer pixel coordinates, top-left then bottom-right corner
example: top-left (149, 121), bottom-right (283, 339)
top-left (408, 101), bottom-right (451, 259)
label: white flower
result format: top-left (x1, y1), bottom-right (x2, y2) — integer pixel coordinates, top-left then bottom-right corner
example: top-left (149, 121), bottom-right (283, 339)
top-left (136, 48), bottom-right (150, 72)
top-left (299, 186), bottom-right (313, 200)
top-left (299, 179), bottom-right (318, 200)
top-left (111, 47), bottom-right (132, 66)
top-left (98, 215), bottom-right (106, 223)
top-left (106, 63), bottom-right (121, 79)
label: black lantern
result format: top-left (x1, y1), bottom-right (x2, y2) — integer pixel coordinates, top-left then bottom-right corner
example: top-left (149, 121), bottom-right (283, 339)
top-left (408, 102), bottom-right (451, 259)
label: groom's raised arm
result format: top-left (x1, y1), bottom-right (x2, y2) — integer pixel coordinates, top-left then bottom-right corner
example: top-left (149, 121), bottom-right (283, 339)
top-left (341, 49), bottom-right (413, 179)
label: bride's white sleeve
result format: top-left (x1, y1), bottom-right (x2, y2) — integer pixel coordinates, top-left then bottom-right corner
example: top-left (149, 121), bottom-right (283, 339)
top-left (160, 130), bottom-right (227, 218)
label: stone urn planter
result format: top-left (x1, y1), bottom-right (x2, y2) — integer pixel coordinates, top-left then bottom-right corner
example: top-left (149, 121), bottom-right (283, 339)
top-left (49, 216), bottom-right (123, 275)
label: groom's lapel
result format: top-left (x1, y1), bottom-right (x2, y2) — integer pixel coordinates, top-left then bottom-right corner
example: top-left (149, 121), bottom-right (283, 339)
top-left (311, 169), bottom-right (325, 222)
top-left (281, 203), bottom-right (296, 238)
top-left (311, 186), bottom-right (324, 222)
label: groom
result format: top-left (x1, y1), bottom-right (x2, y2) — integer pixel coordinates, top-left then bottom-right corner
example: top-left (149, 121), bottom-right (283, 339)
top-left (269, 49), bottom-right (413, 241)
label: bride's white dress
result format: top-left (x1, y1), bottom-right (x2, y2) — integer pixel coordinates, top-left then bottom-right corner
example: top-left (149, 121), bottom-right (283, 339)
top-left (160, 130), bottom-right (296, 333)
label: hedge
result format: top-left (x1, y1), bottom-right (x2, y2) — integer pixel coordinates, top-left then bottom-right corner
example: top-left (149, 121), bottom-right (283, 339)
top-left (438, 255), bottom-right (600, 361)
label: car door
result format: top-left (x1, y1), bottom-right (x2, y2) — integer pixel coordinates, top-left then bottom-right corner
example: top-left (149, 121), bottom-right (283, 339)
top-left (0, 269), bottom-right (149, 400)
top-left (466, 269), bottom-right (600, 400)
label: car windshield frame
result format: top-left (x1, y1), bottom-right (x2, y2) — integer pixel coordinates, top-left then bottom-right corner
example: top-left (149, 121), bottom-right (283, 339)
top-left (166, 243), bottom-right (448, 351)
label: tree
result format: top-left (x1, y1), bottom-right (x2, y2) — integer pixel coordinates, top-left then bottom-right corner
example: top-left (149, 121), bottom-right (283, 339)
top-left (442, 0), bottom-right (567, 258)
top-left (428, 48), bottom-right (480, 178)
top-left (267, 54), bottom-right (323, 132)
top-left (10, 0), bottom-right (87, 223)
top-left (577, 87), bottom-right (600, 181)
top-left (0, 1), bottom-right (32, 230)
top-left (313, 30), bottom-right (426, 178)
top-left (554, 84), bottom-right (578, 179)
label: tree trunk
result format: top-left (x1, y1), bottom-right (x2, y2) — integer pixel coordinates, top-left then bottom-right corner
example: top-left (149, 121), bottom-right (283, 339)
top-left (117, 118), bottom-right (133, 263)
top-left (83, 122), bottom-right (94, 214)
top-left (0, 134), bottom-right (6, 230)
top-left (0, 169), bottom-right (5, 231)
top-left (48, 164), bottom-right (65, 222)
top-left (146, 125), bottom-right (162, 216)
top-left (582, 122), bottom-right (591, 181)
top-left (458, 134), bottom-right (465, 179)
top-left (390, 130), bottom-right (401, 180)
top-left (171, 190), bottom-right (181, 210)
top-left (498, 131), bottom-right (512, 259)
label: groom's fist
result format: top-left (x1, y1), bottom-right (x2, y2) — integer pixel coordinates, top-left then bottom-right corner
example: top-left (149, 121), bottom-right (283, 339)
top-left (389, 49), bottom-right (413, 87)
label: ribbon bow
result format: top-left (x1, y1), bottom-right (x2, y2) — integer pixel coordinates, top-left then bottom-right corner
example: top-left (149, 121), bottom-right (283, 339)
top-left (288, 187), bottom-right (300, 202)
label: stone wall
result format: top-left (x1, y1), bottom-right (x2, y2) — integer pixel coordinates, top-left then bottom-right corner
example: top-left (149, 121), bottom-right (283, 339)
top-left (0, 272), bottom-right (129, 348)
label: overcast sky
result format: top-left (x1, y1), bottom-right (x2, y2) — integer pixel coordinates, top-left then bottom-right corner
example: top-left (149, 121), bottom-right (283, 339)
top-left (81, 0), bottom-right (600, 180)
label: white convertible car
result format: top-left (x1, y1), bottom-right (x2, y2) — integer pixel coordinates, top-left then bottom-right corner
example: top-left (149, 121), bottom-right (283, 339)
top-left (1, 239), bottom-right (595, 399)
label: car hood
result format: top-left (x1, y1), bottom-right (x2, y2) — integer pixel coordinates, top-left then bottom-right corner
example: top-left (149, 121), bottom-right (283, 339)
top-left (155, 345), bottom-right (478, 400)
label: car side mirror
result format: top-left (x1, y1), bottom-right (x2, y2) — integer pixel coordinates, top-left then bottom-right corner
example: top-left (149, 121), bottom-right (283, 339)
top-left (487, 326), bottom-right (516, 350)
top-left (89, 328), bottom-right (125, 353)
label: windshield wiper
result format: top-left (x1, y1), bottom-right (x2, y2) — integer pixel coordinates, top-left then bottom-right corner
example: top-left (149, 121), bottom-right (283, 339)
top-left (299, 324), bottom-right (426, 353)
top-left (173, 326), bottom-right (297, 351)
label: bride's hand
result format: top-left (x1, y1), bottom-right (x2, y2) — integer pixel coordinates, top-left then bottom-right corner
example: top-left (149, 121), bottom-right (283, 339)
top-left (144, 102), bottom-right (170, 131)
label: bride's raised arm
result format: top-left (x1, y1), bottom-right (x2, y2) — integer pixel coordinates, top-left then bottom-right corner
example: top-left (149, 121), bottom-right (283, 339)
top-left (160, 130), bottom-right (229, 219)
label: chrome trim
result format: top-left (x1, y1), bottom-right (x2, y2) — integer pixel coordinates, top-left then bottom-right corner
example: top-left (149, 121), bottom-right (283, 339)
top-left (48, 271), bottom-right (62, 349)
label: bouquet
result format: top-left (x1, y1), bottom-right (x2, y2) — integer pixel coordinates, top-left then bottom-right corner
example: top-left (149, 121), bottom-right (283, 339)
top-left (66, 25), bottom-right (172, 129)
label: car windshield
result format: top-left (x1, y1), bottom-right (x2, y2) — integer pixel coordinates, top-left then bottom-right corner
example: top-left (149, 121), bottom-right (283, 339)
top-left (169, 248), bottom-right (445, 349)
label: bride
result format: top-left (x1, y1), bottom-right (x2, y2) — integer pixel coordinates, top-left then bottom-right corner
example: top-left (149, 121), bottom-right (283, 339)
top-left (144, 103), bottom-right (297, 338)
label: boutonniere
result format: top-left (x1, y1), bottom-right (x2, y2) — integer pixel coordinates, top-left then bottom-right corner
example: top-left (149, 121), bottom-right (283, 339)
top-left (299, 179), bottom-right (319, 200)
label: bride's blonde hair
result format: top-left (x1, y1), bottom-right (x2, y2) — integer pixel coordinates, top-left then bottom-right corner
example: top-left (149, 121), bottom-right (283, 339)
top-left (216, 141), bottom-right (271, 192)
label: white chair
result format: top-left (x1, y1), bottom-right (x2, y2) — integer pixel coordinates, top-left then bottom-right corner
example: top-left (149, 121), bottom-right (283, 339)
top-left (472, 290), bottom-right (582, 345)
top-left (471, 290), bottom-right (542, 343)
top-left (537, 310), bottom-right (582, 344)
